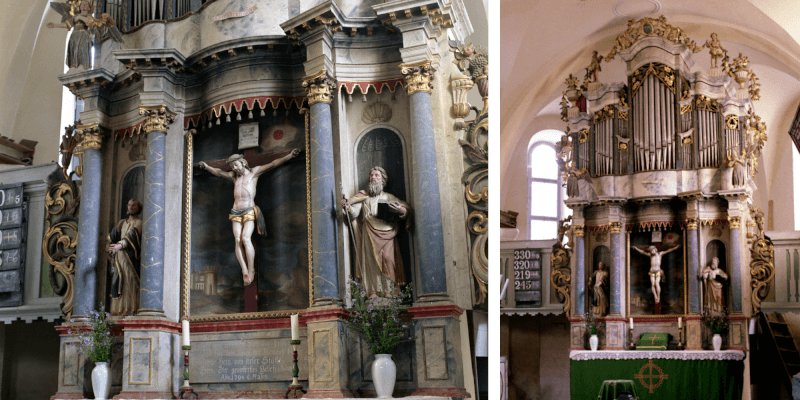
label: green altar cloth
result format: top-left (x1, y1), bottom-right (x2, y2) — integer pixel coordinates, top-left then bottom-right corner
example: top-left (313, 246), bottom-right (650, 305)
top-left (570, 350), bottom-right (745, 400)
top-left (597, 379), bottom-right (638, 400)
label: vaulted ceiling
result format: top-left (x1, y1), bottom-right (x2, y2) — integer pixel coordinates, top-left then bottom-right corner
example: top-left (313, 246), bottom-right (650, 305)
top-left (501, 0), bottom-right (800, 215)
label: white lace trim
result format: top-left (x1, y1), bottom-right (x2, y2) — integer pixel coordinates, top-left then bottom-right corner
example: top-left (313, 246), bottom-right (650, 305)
top-left (570, 350), bottom-right (745, 361)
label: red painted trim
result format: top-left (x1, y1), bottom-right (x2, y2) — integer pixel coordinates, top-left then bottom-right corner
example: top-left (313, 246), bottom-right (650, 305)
top-left (411, 387), bottom-right (471, 398)
top-left (117, 319), bottom-right (181, 333)
top-left (407, 305), bottom-right (464, 319)
top-left (729, 316), bottom-right (748, 322)
top-left (337, 78), bottom-right (405, 95)
top-left (181, 96), bottom-right (307, 130)
top-left (302, 308), bottom-right (349, 323)
top-left (113, 391), bottom-right (174, 399)
top-left (602, 317), bottom-right (628, 322)
top-left (55, 324), bottom-right (124, 336)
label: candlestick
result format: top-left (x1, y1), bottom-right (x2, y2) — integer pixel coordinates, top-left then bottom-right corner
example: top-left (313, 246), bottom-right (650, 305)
top-left (630, 327), bottom-right (635, 350)
top-left (182, 319), bottom-right (190, 347)
top-left (629, 318), bottom-right (634, 330)
top-left (291, 314), bottom-right (299, 341)
top-left (285, 339), bottom-right (307, 399)
top-left (678, 317), bottom-right (682, 329)
top-left (178, 344), bottom-right (197, 399)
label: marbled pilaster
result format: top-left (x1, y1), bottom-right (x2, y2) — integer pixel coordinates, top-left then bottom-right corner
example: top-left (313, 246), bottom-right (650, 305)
top-left (303, 70), bottom-right (340, 305)
top-left (728, 216), bottom-right (743, 313)
top-left (400, 60), bottom-right (448, 302)
top-left (73, 125), bottom-right (104, 318)
top-left (303, 308), bottom-right (353, 398)
top-left (575, 225), bottom-right (586, 316)
top-left (609, 222), bottom-right (622, 316)
top-left (686, 218), bottom-right (700, 314)
top-left (408, 305), bottom-right (469, 399)
top-left (137, 106), bottom-right (175, 317)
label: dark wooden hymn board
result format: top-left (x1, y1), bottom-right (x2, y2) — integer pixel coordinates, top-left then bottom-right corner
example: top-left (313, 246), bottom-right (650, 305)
top-left (0, 184), bottom-right (27, 307)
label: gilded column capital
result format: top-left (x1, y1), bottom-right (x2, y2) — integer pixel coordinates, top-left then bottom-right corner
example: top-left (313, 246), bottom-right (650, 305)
top-left (574, 225), bottom-right (585, 237)
top-left (728, 216), bottom-right (741, 230)
top-left (74, 123), bottom-right (105, 154)
top-left (302, 69), bottom-right (333, 105)
top-left (686, 218), bottom-right (698, 230)
top-left (608, 222), bottom-right (621, 234)
top-left (138, 105), bottom-right (176, 134)
top-left (400, 59), bottom-right (435, 95)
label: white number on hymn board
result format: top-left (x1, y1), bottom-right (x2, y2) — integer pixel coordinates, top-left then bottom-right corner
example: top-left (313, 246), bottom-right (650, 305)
top-left (0, 190), bottom-right (21, 207)
top-left (0, 230), bottom-right (18, 245)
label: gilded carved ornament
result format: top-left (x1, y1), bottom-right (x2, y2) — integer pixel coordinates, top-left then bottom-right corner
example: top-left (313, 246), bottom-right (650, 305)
top-left (749, 207), bottom-right (774, 314)
top-left (631, 63), bottom-right (675, 97)
top-left (725, 114), bottom-right (739, 130)
top-left (727, 216), bottom-right (741, 230)
top-left (574, 225), bottom-right (585, 237)
top-left (138, 106), bottom-right (176, 134)
top-left (400, 60), bottom-right (435, 95)
top-left (302, 69), bottom-right (333, 105)
top-left (609, 222), bottom-right (621, 234)
top-left (686, 218), bottom-right (698, 230)
top-left (551, 216), bottom-right (573, 317)
top-left (594, 106), bottom-right (615, 124)
top-left (604, 16), bottom-right (703, 61)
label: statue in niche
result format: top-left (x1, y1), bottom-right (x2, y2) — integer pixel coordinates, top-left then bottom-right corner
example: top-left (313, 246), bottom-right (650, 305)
top-left (47, 0), bottom-right (124, 70)
top-left (107, 199), bottom-right (143, 316)
top-left (704, 33), bottom-right (727, 69)
top-left (199, 149), bottom-right (301, 286)
top-left (632, 245), bottom-right (681, 304)
top-left (589, 261), bottom-right (609, 317)
top-left (701, 257), bottom-right (728, 313)
top-left (341, 167), bottom-right (411, 296)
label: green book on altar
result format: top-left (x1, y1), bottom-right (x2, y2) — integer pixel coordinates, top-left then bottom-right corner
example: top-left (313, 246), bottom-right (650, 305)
top-left (635, 332), bottom-right (670, 350)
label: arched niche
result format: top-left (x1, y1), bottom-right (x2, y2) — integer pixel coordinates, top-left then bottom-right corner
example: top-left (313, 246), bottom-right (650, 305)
top-left (118, 164), bottom-right (145, 219)
top-left (353, 127), bottom-right (413, 288)
top-left (705, 240), bottom-right (727, 272)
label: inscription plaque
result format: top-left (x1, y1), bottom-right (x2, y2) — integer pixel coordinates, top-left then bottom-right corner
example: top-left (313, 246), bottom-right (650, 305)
top-left (191, 337), bottom-right (308, 383)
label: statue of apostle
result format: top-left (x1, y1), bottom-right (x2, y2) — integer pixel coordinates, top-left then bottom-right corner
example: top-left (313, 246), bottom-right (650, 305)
top-left (589, 261), bottom-right (609, 317)
top-left (107, 199), bottom-right (143, 316)
top-left (199, 149), bottom-right (301, 286)
top-left (341, 167), bottom-right (411, 296)
top-left (701, 257), bottom-right (728, 313)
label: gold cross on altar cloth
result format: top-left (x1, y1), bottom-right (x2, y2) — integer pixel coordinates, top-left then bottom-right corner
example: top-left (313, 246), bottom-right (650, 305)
top-left (647, 334), bottom-right (661, 345)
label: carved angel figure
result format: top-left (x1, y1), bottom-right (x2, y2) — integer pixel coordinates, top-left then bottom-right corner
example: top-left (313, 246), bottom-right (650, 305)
top-left (585, 51), bottom-right (603, 83)
top-left (704, 33), bottom-right (726, 69)
top-left (47, 0), bottom-right (124, 69)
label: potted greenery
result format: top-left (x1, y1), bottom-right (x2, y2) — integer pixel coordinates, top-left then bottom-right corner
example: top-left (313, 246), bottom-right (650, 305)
top-left (702, 307), bottom-right (729, 351)
top-left (585, 311), bottom-right (601, 351)
top-left (344, 279), bottom-right (415, 399)
top-left (68, 305), bottom-right (113, 399)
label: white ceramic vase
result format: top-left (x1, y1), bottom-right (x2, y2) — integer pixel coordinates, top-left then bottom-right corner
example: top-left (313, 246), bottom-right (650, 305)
top-left (91, 361), bottom-right (111, 400)
top-left (712, 333), bottom-right (722, 351)
top-left (589, 334), bottom-right (599, 351)
top-left (372, 354), bottom-right (397, 399)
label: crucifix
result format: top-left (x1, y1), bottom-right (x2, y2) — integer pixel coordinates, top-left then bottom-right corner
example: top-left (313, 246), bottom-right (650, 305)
top-left (196, 124), bottom-right (301, 312)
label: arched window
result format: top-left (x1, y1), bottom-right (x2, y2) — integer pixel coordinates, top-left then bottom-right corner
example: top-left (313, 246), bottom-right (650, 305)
top-left (528, 129), bottom-right (571, 240)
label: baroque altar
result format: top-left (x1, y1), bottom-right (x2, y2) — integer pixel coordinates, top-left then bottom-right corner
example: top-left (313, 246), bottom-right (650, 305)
top-left (550, 16), bottom-right (775, 399)
top-left (45, 0), bottom-right (488, 399)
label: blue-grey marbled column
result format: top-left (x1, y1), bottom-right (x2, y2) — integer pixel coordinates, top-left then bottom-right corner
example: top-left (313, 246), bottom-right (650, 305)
top-left (610, 229), bottom-right (622, 315)
top-left (310, 102), bottom-right (340, 303)
top-left (408, 91), bottom-right (447, 299)
top-left (687, 226), bottom-right (700, 313)
top-left (575, 232), bottom-right (586, 315)
top-left (74, 147), bottom-right (102, 317)
top-left (138, 131), bottom-right (166, 315)
top-left (729, 222), bottom-right (742, 313)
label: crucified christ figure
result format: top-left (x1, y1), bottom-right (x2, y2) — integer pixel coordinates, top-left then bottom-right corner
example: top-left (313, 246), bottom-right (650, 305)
top-left (199, 148), bottom-right (300, 286)
top-left (632, 244), bottom-right (681, 304)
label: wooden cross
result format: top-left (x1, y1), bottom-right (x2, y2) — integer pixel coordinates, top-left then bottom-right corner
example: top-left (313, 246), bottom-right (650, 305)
top-left (197, 146), bottom-right (296, 313)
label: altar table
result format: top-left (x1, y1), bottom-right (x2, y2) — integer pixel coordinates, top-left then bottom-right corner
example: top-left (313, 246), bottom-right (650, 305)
top-left (570, 350), bottom-right (745, 400)
top-left (597, 379), bottom-right (638, 400)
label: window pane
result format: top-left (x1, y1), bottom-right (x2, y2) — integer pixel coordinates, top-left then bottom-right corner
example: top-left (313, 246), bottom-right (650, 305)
top-left (529, 145), bottom-right (557, 179)
top-left (530, 220), bottom-right (557, 240)
top-left (530, 182), bottom-right (557, 217)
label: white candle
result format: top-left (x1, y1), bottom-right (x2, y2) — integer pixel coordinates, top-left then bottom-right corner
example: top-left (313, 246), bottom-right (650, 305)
top-left (629, 318), bottom-right (634, 330)
top-left (678, 317), bottom-right (682, 328)
top-left (291, 314), bottom-right (299, 340)
top-left (182, 319), bottom-right (190, 347)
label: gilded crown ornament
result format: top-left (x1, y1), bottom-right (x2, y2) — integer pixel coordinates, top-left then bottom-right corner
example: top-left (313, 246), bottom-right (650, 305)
top-left (303, 69), bottom-right (333, 105)
top-left (400, 60), bottom-right (435, 95)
